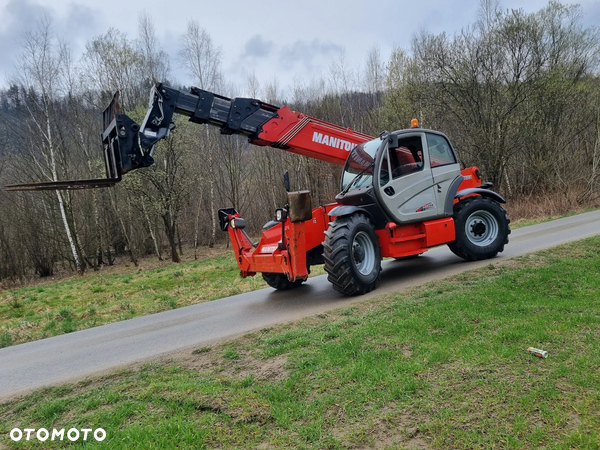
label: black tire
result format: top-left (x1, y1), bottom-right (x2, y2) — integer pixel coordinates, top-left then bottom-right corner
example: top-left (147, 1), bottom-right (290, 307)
top-left (323, 214), bottom-right (382, 295)
top-left (448, 196), bottom-right (510, 261)
top-left (262, 272), bottom-right (305, 290)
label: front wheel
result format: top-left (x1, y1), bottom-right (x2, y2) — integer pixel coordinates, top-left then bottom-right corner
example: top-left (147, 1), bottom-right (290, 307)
top-left (262, 273), bottom-right (305, 290)
top-left (448, 196), bottom-right (510, 261)
top-left (323, 214), bottom-right (381, 295)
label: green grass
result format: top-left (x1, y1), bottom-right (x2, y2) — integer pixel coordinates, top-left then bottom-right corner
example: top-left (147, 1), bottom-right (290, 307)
top-left (1, 237), bottom-right (599, 449)
top-left (0, 254), bottom-right (326, 347)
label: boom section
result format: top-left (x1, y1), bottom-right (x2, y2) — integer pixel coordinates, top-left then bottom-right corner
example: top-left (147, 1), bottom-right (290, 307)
top-left (145, 83), bottom-right (372, 166)
top-left (4, 83), bottom-right (373, 191)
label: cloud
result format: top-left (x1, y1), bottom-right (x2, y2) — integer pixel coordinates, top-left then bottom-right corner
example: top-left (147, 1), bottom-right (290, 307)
top-left (241, 35), bottom-right (274, 59)
top-left (279, 39), bottom-right (343, 72)
top-left (59, 3), bottom-right (101, 41)
top-left (0, 0), bottom-right (102, 87)
top-left (0, 0), bottom-right (47, 82)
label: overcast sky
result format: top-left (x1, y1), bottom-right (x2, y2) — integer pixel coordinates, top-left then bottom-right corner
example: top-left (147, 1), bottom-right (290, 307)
top-left (1, 0), bottom-right (599, 97)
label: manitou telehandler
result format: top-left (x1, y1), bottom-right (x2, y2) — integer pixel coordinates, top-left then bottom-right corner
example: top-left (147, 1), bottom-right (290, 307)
top-left (6, 83), bottom-right (510, 295)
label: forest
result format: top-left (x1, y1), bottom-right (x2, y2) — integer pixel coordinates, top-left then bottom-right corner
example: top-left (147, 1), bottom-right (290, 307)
top-left (0, 0), bottom-right (599, 282)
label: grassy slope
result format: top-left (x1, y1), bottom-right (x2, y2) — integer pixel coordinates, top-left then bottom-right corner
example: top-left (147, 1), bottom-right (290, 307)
top-left (0, 237), bottom-right (599, 449)
top-left (1, 209), bottom-right (596, 349)
top-left (0, 253), bottom-right (326, 348)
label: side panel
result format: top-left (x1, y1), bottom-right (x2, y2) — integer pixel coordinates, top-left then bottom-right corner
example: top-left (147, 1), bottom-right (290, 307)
top-left (456, 167), bottom-right (483, 191)
top-left (376, 223), bottom-right (427, 258)
top-left (424, 218), bottom-right (455, 247)
top-left (304, 206), bottom-right (332, 251)
top-left (394, 174), bottom-right (438, 222)
top-left (376, 217), bottom-right (455, 258)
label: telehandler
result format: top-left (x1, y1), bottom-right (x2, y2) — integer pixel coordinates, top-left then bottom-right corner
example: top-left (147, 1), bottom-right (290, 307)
top-left (6, 83), bottom-right (510, 295)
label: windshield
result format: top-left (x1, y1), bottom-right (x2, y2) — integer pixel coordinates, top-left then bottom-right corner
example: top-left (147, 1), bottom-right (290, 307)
top-left (341, 138), bottom-right (381, 191)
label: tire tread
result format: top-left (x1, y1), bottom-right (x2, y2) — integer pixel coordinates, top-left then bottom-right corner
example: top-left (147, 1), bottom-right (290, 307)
top-left (449, 196), bottom-right (511, 261)
top-left (323, 214), bottom-right (381, 295)
top-left (262, 272), bottom-right (304, 290)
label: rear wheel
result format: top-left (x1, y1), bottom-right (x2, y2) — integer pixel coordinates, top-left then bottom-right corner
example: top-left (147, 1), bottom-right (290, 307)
top-left (448, 196), bottom-right (510, 261)
top-left (323, 214), bottom-right (381, 295)
top-left (262, 273), bottom-right (305, 290)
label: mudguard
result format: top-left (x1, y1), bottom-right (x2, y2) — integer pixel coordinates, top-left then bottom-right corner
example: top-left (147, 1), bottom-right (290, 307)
top-left (328, 205), bottom-right (374, 221)
top-left (455, 188), bottom-right (506, 204)
top-left (444, 175), bottom-right (465, 216)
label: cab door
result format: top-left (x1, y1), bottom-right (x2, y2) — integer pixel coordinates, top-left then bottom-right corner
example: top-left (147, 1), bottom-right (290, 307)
top-left (427, 133), bottom-right (462, 212)
top-left (375, 132), bottom-right (441, 223)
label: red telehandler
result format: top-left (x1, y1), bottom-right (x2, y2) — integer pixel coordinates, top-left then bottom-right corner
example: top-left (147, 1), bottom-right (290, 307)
top-left (6, 83), bottom-right (510, 295)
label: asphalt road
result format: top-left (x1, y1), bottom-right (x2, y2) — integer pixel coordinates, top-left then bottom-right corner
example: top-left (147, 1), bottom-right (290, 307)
top-left (1, 210), bottom-right (599, 400)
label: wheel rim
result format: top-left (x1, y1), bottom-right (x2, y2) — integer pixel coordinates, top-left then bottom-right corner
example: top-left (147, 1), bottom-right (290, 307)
top-left (465, 210), bottom-right (499, 247)
top-left (352, 231), bottom-right (376, 275)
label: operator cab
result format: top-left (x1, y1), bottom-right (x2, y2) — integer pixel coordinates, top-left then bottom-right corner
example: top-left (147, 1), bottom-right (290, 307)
top-left (338, 126), bottom-right (462, 225)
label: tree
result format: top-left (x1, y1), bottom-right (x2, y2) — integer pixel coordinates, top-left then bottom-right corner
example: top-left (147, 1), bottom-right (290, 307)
top-left (81, 28), bottom-right (146, 110)
top-left (137, 12), bottom-right (170, 86)
top-left (407, 0), bottom-right (600, 194)
top-left (11, 18), bottom-right (85, 274)
top-left (136, 116), bottom-right (195, 263)
top-left (179, 21), bottom-right (223, 249)
top-left (179, 21), bottom-right (222, 91)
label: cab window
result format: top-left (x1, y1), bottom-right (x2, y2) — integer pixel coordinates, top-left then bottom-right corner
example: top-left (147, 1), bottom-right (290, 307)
top-left (379, 150), bottom-right (391, 186)
top-left (389, 135), bottom-right (424, 179)
top-left (427, 133), bottom-right (456, 167)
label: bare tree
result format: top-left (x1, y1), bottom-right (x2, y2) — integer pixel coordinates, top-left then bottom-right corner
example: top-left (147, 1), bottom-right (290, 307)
top-left (364, 45), bottom-right (386, 94)
top-left (137, 12), bottom-right (170, 85)
top-left (179, 21), bottom-right (222, 90)
top-left (245, 70), bottom-right (261, 98)
top-left (81, 28), bottom-right (145, 110)
top-left (12, 18), bottom-right (85, 274)
top-left (263, 76), bottom-right (281, 105)
top-left (138, 117), bottom-right (194, 262)
top-left (179, 21), bottom-right (224, 248)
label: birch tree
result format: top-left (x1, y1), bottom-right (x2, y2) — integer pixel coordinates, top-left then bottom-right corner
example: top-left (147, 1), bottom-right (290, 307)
top-left (13, 19), bottom-right (85, 274)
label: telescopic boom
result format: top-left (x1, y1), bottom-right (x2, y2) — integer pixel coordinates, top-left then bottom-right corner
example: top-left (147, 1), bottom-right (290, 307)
top-left (5, 83), bottom-right (372, 191)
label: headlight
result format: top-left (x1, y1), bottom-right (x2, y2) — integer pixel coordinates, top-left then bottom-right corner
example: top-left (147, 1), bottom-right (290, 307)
top-left (275, 208), bottom-right (288, 222)
top-left (229, 217), bottom-right (246, 229)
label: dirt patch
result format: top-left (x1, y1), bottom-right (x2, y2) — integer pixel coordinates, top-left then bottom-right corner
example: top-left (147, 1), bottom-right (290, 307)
top-left (66, 370), bottom-right (134, 398)
top-left (255, 443), bottom-right (278, 450)
top-left (566, 411), bottom-right (581, 431)
top-left (363, 424), bottom-right (429, 450)
top-left (161, 345), bottom-right (289, 383)
top-left (330, 407), bottom-right (430, 450)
